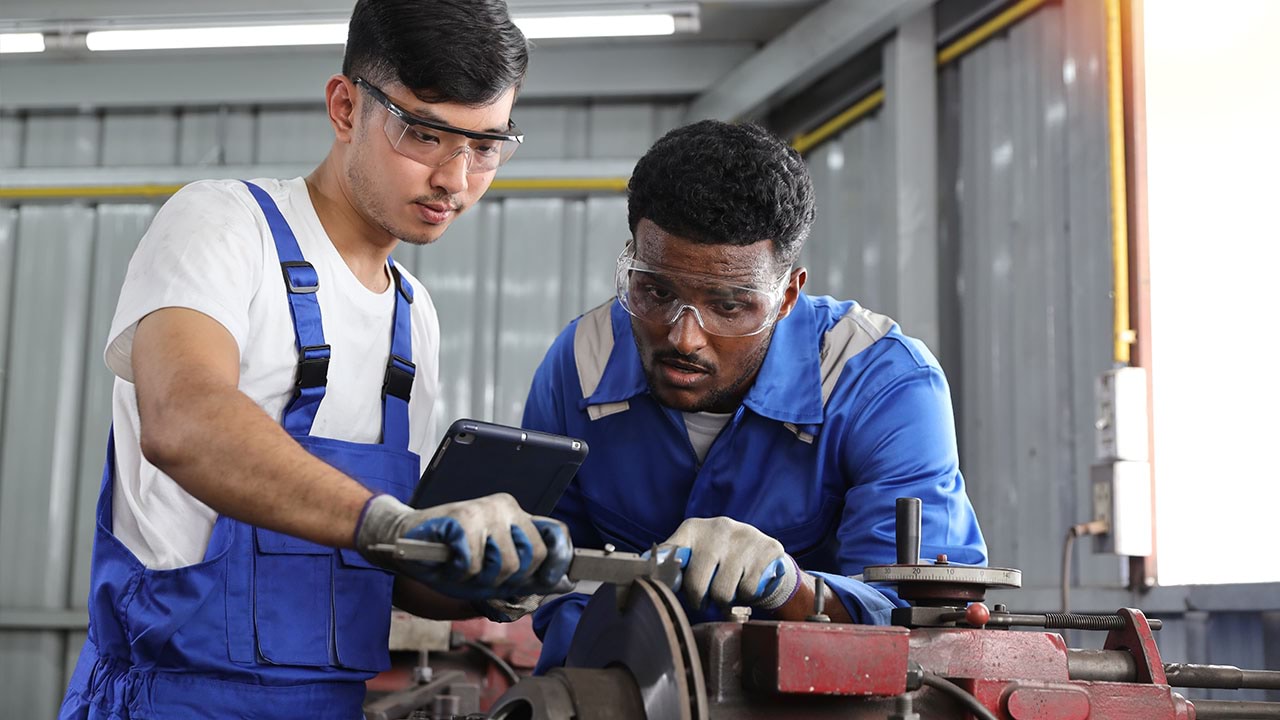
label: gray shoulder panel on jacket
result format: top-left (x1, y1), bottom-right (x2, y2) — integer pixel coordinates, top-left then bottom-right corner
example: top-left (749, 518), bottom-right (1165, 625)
top-left (573, 299), bottom-right (617, 401)
top-left (819, 303), bottom-right (896, 405)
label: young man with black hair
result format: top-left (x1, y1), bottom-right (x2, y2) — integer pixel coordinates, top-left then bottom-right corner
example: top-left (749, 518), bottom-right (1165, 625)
top-left (59, 2), bottom-right (567, 717)
top-left (523, 120), bottom-right (988, 671)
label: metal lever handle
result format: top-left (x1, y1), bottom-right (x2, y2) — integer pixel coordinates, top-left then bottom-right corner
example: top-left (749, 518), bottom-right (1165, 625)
top-left (896, 497), bottom-right (922, 565)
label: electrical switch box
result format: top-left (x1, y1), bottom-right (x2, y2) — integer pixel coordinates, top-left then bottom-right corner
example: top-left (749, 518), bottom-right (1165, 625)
top-left (1095, 367), bottom-right (1149, 462)
top-left (1092, 461), bottom-right (1153, 557)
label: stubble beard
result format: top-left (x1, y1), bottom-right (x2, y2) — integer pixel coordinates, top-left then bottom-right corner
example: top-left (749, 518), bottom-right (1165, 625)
top-left (347, 154), bottom-right (454, 247)
top-left (636, 326), bottom-right (774, 414)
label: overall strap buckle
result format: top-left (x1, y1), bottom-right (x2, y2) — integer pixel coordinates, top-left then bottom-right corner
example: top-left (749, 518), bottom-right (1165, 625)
top-left (281, 261), bottom-right (320, 294)
top-left (297, 344), bottom-right (331, 389)
top-left (383, 354), bottom-right (415, 401)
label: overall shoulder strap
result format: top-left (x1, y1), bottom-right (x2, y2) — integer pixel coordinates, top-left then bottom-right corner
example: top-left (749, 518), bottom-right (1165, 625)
top-left (381, 261), bottom-right (415, 449)
top-left (242, 180), bottom-right (329, 437)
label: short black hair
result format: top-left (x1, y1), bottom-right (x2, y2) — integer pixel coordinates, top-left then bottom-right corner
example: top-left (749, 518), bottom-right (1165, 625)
top-left (627, 120), bottom-right (815, 265)
top-left (343, 0), bottom-right (528, 106)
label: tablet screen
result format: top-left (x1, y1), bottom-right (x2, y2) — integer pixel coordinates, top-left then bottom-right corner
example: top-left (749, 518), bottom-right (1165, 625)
top-left (409, 419), bottom-right (588, 515)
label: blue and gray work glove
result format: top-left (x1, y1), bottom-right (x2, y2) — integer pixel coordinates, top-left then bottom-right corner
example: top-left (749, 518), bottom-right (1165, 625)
top-left (665, 516), bottom-right (800, 611)
top-left (355, 493), bottom-right (572, 614)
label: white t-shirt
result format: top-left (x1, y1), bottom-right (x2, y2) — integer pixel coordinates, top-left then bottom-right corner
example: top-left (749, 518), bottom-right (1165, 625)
top-left (105, 177), bottom-right (441, 570)
top-left (682, 411), bottom-right (733, 463)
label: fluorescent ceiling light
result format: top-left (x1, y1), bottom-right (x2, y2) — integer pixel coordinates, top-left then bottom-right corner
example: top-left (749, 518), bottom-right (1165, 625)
top-left (0, 32), bottom-right (45, 54)
top-left (86, 23), bottom-right (347, 51)
top-left (79, 9), bottom-right (688, 52)
top-left (515, 13), bottom-right (677, 39)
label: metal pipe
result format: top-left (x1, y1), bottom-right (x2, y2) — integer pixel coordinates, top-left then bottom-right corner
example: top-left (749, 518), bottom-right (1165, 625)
top-left (1191, 700), bottom-right (1280, 719)
top-left (1106, 0), bottom-right (1135, 362)
top-left (1068, 651), bottom-right (1280, 691)
top-left (1067, 649), bottom-right (1138, 682)
top-left (1164, 664), bottom-right (1280, 691)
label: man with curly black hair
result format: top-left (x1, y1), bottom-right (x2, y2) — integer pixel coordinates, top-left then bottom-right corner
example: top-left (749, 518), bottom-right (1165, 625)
top-left (522, 119), bottom-right (987, 671)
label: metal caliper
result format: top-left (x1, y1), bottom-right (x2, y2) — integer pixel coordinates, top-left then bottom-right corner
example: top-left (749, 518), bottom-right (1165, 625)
top-left (370, 538), bottom-right (684, 599)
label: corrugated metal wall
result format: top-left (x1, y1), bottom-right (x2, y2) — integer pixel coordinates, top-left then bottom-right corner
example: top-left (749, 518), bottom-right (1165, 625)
top-left (802, 0), bottom-right (1118, 592)
top-left (801, 0), bottom-right (1277, 704)
top-left (0, 100), bottom-right (676, 718)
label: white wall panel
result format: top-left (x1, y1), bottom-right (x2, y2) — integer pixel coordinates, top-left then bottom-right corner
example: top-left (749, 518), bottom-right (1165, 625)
top-left (0, 204), bottom-right (96, 718)
top-left (22, 112), bottom-right (98, 167)
top-left (255, 107), bottom-right (333, 164)
top-left (101, 113), bottom-right (179, 166)
top-left (180, 109), bottom-right (256, 166)
top-left (581, 196), bottom-right (629, 309)
top-left (510, 105), bottom-right (589, 160)
top-left (589, 103), bottom-right (672, 158)
top-left (494, 199), bottom-right (571, 425)
top-left (0, 115), bottom-right (22, 168)
top-left (0, 208), bottom-right (15, 443)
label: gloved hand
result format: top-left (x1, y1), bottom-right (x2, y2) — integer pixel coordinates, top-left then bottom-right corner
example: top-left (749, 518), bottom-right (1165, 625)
top-left (665, 516), bottom-right (800, 611)
top-left (355, 493), bottom-right (572, 600)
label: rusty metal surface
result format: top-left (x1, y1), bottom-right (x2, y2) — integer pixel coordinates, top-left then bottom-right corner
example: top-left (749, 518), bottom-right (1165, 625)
top-left (910, 628), bottom-right (1073, 682)
top-left (692, 620), bottom-right (1207, 719)
top-left (504, 600), bottom-right (1278, 719)
top-left (1104, 608), bottom-right (1167, 684)
top-left (1003, 683), bottom-right (1091, 720)
top-left (739, 621), bottom-right (909, 697)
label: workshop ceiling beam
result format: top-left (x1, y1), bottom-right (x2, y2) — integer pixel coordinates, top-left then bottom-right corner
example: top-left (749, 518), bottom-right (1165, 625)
top-left (686, 0), bottom-right (935, 123)
top-left (0, 42), bottom-right (755, 110)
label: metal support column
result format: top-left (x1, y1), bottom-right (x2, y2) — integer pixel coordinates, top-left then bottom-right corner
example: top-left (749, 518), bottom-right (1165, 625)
top-left (883, 8), bottom-right (941, 357)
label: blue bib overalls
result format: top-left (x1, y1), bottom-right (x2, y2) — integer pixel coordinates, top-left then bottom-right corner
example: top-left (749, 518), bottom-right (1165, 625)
top-left (60, 182), bottom-right (419, 719)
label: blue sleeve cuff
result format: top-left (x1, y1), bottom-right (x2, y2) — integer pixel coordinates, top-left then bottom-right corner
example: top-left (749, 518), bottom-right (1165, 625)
top-left (531, 592), bottom-right (591, 675)
top-left (812, 572), bottom-right (904, 625)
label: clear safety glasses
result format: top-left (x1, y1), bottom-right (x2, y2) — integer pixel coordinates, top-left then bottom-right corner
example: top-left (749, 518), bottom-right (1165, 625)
top-left (353, 77), bottom-right (523, 174)
top-left (614, 244), bottom-right (792, 337)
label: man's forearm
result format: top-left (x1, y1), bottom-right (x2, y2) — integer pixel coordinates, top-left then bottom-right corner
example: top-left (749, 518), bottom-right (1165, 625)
top-left (773, 571), bottom-right (854, 623)
top-left (139, 376), bottom-right (373, 547)
top-left (393, 577), bottom-right (480, 620)
top-left (131, 308), bottom-right (374, 548)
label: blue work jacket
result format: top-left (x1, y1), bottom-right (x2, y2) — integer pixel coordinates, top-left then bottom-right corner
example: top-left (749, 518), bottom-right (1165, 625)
top-left (523, 294), bottom-right (987, 672)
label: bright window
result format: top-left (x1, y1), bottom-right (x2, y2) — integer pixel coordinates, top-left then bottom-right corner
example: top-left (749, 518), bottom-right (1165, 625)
top-left (1146, 0), bottom-right (1280, 585)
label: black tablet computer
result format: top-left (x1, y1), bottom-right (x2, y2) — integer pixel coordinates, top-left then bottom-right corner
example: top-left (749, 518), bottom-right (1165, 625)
top-left (409, 419), bottom-right (589, 515)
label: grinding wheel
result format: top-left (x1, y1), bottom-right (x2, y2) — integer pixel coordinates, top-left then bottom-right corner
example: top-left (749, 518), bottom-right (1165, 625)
top-left (566, 578), bottom-right (708, 720)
